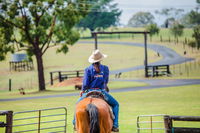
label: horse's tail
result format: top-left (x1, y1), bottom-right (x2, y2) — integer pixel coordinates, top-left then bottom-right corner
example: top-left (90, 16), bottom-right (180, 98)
top-left (86, 103), bottom-right (100, 133)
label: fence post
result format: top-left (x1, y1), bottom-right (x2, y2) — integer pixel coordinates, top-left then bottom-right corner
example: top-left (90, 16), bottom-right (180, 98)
top-left (38, 110), bottom-right (41, 133)
top-left (164, 115), bottom-right (172, 133)
top-left (0, 111), bottom-right (13, 133)
top-left (167, 65), bottom-right (170, 74)
top-left (77, 71), bottom-right (79, 77)
top-left (9, 79), bottom-right (11, 92)
top-left (6, 111), bottom-right (13, 133)
top-left (50, 72), bottom-right (53, 85)
top-left (58, 71), bottom-right (62, 82)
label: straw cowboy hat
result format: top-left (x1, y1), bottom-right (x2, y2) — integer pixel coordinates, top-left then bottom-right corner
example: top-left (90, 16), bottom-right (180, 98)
top-left (88, 49), bottom-right (107, 63)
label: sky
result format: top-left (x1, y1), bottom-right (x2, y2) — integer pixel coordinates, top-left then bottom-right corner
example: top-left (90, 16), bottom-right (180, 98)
top-left (113, 0), bottom-right (197, 26)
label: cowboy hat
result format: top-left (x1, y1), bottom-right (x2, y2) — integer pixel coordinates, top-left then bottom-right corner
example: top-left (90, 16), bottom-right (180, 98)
top-left (88, 49), bottom-right (107, 63)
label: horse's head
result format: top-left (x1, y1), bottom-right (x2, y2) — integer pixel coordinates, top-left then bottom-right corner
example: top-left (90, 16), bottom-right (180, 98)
top-left (86, 91), bottom-right (105, 100)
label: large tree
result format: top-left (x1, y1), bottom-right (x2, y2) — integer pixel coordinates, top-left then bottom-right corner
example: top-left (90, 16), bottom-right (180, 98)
top-left (77, 0), bottom-right (121, 33)
top-left (0, 0), bottom-right (89, 91)
top-left (127, 12), bottom-right (155, 27)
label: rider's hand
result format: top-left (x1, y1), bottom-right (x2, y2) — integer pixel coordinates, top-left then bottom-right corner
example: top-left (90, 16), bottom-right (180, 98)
top-left (80, 91), bottom-right (83, 97)
top-left (105, 85), bottom-right (109, 92)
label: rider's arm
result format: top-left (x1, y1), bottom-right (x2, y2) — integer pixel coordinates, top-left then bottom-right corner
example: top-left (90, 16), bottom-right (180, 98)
top-left (82, 68), bottom-right (91, 92)
top-left (104, 66), bottom-right (109, 92)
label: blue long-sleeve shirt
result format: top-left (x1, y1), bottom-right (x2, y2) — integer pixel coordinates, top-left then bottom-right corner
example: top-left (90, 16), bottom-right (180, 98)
top-left (82, 64), bottom-right (109, 91)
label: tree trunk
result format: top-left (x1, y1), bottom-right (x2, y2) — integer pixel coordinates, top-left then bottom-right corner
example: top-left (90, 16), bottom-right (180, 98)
top-left (90, 28), bottom-right (94, 38)
top-left (35, 51), bottom-right (46, 91)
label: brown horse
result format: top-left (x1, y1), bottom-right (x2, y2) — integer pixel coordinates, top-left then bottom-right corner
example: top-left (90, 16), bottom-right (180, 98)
top-left (75, 97), bottom-right (113, 133)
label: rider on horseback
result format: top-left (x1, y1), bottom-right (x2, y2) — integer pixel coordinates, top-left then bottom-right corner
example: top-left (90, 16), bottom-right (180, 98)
top-left (74, 49), bottom-right (119, 132)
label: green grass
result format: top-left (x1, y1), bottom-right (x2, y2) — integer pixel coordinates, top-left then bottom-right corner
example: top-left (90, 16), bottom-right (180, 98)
top-left (0, 81), bottom-right (147, 99)
top-left (0, 84), bottom-right (200, 133)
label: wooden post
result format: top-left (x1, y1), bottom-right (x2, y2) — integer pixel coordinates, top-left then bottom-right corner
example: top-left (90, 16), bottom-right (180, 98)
top-left (9, 79), bottom-right (11, 91)
top-left (144, 33), bottom-right (148, 77)
top-left (50, 72), bottom-right (53, 85)
top-left (150, 116), bottom-right (153, 133)
top-left (164, 115), bottom-right (172, 133)
top-left (167, 65), bottom-right (170, 74)
top-left (77, 71), bottom-right (79, 77)
top-left (93, 33), bottom-right (98, 50)
top-left (38, 110), bottom-right (41, 133)
top-left (58, 71), bottom-right (62, 82)
top-left (6, 111), bottom-right (13, 133)
top-left (152, 66), bottom-right (155, 77)
top-left (156, 66), bottom-right (159, 76)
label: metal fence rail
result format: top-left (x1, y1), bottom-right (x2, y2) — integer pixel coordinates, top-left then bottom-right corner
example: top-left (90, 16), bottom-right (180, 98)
top-left (137, 114), bottom-right (167, 133)
top-left (13, 107), bottom-right (67, 133)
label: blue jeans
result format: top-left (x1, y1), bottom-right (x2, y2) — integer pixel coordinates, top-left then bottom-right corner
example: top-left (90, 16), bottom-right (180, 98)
top-left (73, 89), bottom-right (119, 128)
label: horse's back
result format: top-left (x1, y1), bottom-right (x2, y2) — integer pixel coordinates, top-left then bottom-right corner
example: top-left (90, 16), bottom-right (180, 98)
top-left (76, 97), bottom-right (113, 133)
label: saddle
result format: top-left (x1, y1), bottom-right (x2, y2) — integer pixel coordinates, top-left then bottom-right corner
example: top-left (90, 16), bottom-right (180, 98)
top-left (86, 90), bottom-right (105, 100)
top-left (85, 90), bottom-right (115, 120)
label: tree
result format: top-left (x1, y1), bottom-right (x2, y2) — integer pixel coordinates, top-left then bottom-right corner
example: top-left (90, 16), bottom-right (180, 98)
top-left (155, 8), bottom-right (184, 28)
top-left (170, 23), bottom-right (184, 42)
top-left (0, 0), bottom-right (89, 91)
top-left (192, 25), bottom-right (200, 49)
top-left (77, 0), bottom-right (121, 33)
top-left (189, 10), bottom-right (200, 25)
top-left (127, 12), bottom-right (155, 27)
top-left (145, 24), bottom-right (160, 41)
top-left (188, 0), bottom-right (200, 25)
top-left (180, 12), bottom-right (194, 28)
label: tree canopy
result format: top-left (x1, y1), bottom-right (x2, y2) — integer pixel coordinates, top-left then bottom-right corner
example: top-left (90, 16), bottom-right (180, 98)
top-left (0, 0), bottom-right (90, 91)
top-left (170, 23), bottom-right (184, 39)
top-left (145, 24), bottom-right (160, 41)
top-left (192, 25), bottom-right (200, 49)
top-left (77, 0), bottom-right (121, 32)
top-left (155, 8), bottom-right (184, 28)
top-left (127, 12), bottom-right (155, 27)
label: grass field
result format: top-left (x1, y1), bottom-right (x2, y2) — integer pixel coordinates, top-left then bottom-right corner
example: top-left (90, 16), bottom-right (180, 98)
top-left (1, 84), bottom-right (200, 133)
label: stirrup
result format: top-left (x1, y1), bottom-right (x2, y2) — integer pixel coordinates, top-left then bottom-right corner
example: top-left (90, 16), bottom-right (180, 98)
top-left (112, 127), bottom-right (119, 132)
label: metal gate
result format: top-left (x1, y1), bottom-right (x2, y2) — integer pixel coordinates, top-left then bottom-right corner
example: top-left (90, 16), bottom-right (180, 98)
top-left (13, 107), bottom-right (67, 133)
top-left (137, 114), bottom-right (166, 133)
